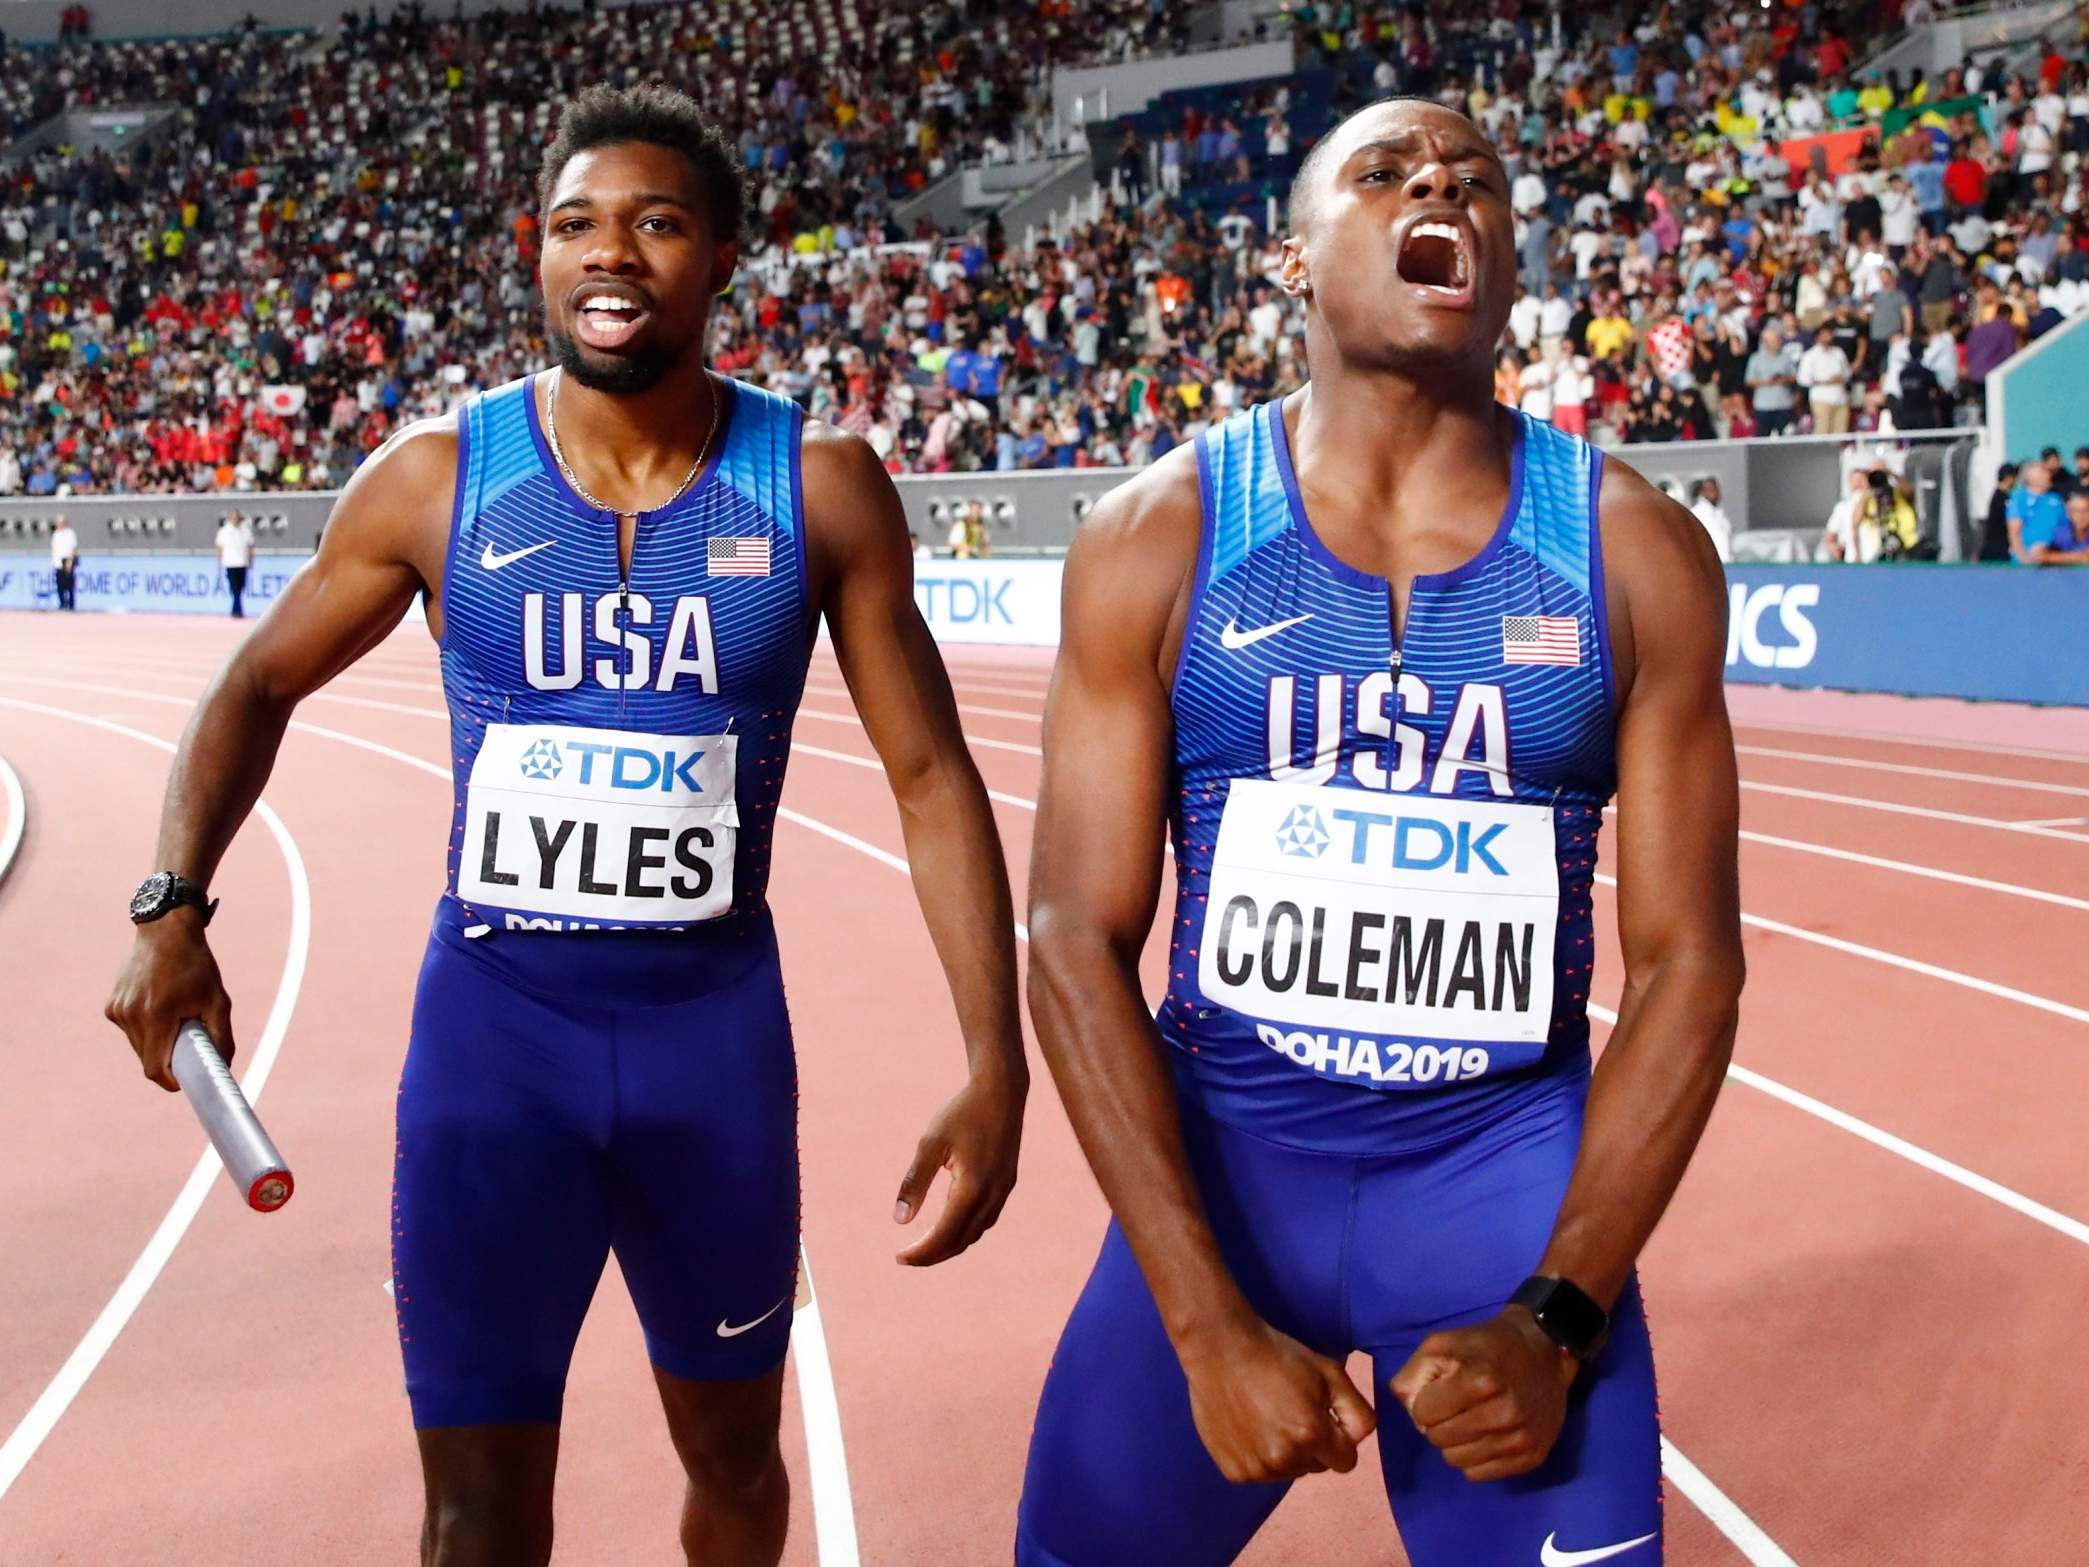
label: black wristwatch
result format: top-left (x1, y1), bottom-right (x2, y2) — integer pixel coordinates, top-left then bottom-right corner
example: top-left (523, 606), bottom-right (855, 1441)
top-left (1510, 1275), bottom-right (1610, 1361)
top-left (129, 871), bottom-right (218, 927)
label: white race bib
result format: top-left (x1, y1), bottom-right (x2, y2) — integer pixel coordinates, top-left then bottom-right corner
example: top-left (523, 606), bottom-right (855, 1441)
top-left (458, 723), bottom-right (739, 924)
top-left (1196, 779), bottom-right (1558, 1044)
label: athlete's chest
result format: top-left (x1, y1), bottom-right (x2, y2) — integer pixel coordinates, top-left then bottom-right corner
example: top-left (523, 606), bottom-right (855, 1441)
top-left (1176, 547), bottom-right (1612, 802)
top-left (448, 490), bottom-right (806, 704)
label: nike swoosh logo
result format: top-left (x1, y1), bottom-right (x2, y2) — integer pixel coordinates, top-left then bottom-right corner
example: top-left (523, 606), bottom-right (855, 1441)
top-left (716, 1297), bottom-right (790, 1338)
top-left (1539, 1531), bottom-right (1658, 1567)
top-left (481, 539), bottom-right (554, 571)
top-left (1219, 612), bottom-right (1314, 650)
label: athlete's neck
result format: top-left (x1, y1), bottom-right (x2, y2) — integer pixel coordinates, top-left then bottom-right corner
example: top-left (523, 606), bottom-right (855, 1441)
top-left (543, 356), bottom-right (717, 513)
top-left (1285, 359), bottom-right (1510, 540)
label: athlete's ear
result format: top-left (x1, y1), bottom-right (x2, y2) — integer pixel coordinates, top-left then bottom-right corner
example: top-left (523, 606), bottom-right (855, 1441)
top-left (710, 240), bottom-right (740, 298)
top-left (1280, 235), bottom-right (1311, 299)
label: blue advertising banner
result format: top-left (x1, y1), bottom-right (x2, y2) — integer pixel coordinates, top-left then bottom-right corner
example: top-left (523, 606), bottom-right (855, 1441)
top-left (1723, 565), bottom-right (2089, 706)
top-left (0, 553), bottom-right (306, 617)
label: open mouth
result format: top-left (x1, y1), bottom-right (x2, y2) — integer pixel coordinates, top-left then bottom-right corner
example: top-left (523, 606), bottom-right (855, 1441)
top-left (573, 290), bottom-right (653, 350)
top-left (1396, 220), bottom-right (1474, 302)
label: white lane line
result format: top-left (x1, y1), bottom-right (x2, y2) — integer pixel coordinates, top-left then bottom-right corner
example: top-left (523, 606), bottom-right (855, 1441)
top-left (789, 741), bottom-right (1041, 815)
top-left (805, 683), bottom-right (1045, 725)
top-left (1600, 807), bottom-right (2089, 915)
top-left (1591, 873), bottom-right (2089, 1026)
top-left (1738, 779), bottom-right (2089, 843)
top-left (0, 699), bottom-right (311, 1500)
top-left (789, 1252), bottom-right (861, 1567)
top-left (2015, 816), bottom-right (2089, 830)
top-left (1657, 1438), bottom-right (1799, 1567)
top-left (0, 748), bottom-right (25, 892)
top-left (1732, 718), bottom-right (2089, 767)
top-left (1589, 1004), bottom-right (2089, 1249)
top-left (0, 678), bottom-right (863, 1567)
top-left (800, 709), bottom-right (1043, 757)
top-left (775, 807), bottom-right (1784, 1566)
top-left (1735, 744), bottom-right (2089, 799)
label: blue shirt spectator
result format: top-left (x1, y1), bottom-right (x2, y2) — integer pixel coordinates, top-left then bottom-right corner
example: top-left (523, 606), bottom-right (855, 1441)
top-left (1908, 158), bottom-right (1946, 223)
top-left (1609, 39), bottom-right (1638, 78)
top-left (1654, 69), bottom-right (1680, 108)
top-left (2008, 480), bottom-right (2072, 561)
top-left (972, 352), bottom-right (1003, 399)
top-left (945, 348), bottom-right (977, 395)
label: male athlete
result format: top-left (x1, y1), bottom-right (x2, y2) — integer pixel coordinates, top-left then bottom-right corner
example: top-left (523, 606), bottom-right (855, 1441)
top-left (105, 85), bottom-right (1027, 1566)
top-left (1019, 98), bottom-right (1743, 1566)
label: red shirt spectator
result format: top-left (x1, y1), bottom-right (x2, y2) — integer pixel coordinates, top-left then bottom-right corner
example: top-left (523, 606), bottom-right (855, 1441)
top-left (1944, 155), bottom-right (1987, 210)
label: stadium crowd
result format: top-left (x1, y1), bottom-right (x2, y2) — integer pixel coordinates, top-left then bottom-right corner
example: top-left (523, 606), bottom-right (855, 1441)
top-left (1, 0), bottom-right (2088, 496)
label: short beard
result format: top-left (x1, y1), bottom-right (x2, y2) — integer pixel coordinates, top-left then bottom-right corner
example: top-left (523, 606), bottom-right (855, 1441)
top-left (547, 325), bottom-right (681, 395)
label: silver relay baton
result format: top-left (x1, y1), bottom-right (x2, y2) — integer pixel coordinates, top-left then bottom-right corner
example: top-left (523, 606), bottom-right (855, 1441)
top-left (172, 1020), bottom-right (294, 1212)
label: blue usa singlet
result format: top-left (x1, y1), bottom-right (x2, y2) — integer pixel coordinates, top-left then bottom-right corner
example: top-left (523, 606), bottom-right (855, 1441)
top-left (1165, 396), bottom-right (1616, 1153)
top-left (437, 370), bottom-right (810, 933)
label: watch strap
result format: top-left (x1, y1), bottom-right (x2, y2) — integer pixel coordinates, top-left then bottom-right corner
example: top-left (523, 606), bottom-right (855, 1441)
top-left (134, 872), bottom-right (219, 927)
top-left (1510, 1274), bottom-right (1610, 1360)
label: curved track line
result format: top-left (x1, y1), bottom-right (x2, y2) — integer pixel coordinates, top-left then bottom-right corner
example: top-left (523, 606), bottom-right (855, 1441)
top-left (768, 816), bottom-right (1793, 1567)
top-left (1607, 874), bottom-right (2089, 1029)
top-left (1729, 719), bottom-right (2089, 767)
top-left (0, 699), bottom-right (311, 1501)
top-left (788, 1253), bottom-right (860, 1567)
top-left (1657, 1439), bottom-right (1799, 1567)
top-left (1586, 1004), bottom-right (2087, 1246)
top-left (1733, 744), bottom-right (2089, 799)
top-left (0, 748), bottom-right (25, 893)
top-left (0, 680), bottom-right (863, 1566)
top-left (1738, 780), bottom-right (2089, 843)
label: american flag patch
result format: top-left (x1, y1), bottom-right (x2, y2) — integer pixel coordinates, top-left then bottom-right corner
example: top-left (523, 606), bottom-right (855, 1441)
top-left (1501, 615), bottom-right (1582, 666)
top-left (708, 537), bottom-right (772, 577)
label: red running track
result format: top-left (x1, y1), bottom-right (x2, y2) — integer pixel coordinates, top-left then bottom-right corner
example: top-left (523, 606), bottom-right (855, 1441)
top-left (1, 610), bottom-right (2086, 1566)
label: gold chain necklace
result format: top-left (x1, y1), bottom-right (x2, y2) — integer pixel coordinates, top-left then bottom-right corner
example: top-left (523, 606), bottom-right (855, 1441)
top-left (544, 366), bottom-right (720, 516)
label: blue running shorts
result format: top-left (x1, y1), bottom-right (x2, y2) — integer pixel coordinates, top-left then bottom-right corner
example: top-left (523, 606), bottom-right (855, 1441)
top-left (1017, 1067), bottom-right (1662, 1567)
top-left (392, 898), bottom-right (800, 1429)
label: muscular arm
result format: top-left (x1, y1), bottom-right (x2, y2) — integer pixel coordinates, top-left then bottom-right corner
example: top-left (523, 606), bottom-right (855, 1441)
top-left (1024, 458), bottom-right (1232, 1338)
top-left (1393, 462), bottom-right (1742, 1484)
top-left (802, 424), bottom-right (1026, 1265)
top-left (1027, 455), bottom-right (1374, 1482)
top-left (1535, 461), bottom-right (1745, 1309)
top-left (106, 423), bottom-right (454, 1085)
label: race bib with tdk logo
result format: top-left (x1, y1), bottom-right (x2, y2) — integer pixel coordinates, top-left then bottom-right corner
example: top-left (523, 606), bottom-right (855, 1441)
top-left (1196, 779), bottom-right (1559, 1078)
top-left (457, 722), bottom-right (739, 925)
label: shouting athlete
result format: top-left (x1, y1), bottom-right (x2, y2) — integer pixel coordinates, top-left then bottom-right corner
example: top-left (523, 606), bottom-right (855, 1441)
top-left (1019, 99), bottom-right (1743, 1567)
top-left (105, 86), bottom-right (1026, 1566)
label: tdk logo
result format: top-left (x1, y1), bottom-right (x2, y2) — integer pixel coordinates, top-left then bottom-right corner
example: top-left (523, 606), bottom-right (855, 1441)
top-left (518, 739), bottom-right (564, 780)
top-left (1327, 808), bottom-right (1510, 875)
top-left (1274, 805), bottom-right (1331, 858)
top-left (1727, 583), bottom-right (1819, 670)
top-left (519, 738), bottom-right (706, 793)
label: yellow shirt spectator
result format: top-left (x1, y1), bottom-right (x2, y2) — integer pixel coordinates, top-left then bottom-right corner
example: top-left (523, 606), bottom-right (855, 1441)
top-left (1857, 83), bottom-right (1893, 117)
top-left (1586, 315), bottom-right (1635, 359)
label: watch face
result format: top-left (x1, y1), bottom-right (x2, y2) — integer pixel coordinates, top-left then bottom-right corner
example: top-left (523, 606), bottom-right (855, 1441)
top-left (130, 872), bottom-right (174, 921)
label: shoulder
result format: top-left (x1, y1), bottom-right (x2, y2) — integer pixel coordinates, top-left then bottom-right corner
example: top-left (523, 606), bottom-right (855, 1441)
top-left (1060, 440), bottom-right (1203, 664)
top-left (1597, 452), bottom-right (1729, 692)
top-left (798, 414), bottom-right (886, 496)
top-left (324, 413), bottom-right (459, 557)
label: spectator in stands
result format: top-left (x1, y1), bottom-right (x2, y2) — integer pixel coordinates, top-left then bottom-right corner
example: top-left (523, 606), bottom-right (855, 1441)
top-left (2007, 456), bottom-right (2073, 562)
top-left (2057, 492), bottom-right (2089, 563)
top-left (1689, 477), bottom-right (1735, 562)
top-left (214, 510), bottom-right (254, 619)
top-left (1746, 324), bottom-right (1801, 438)
top-left (49, 513), bottom-right (78, 611)
top-left (1979, 463), bottom-right (2020, 561)
top-left (1797, 326), bottom-right (1853, 435)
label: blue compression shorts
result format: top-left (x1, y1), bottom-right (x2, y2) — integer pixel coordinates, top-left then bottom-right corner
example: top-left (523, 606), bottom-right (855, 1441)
top-left (1017, 1068), bottom-right (1662, 1567)
top-left (392, 898), bottom-right (800, 1429)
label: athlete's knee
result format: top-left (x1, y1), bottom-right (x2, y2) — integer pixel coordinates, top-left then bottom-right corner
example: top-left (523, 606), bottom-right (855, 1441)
top-left (421, 1484), bottom-right (553, 1567)
top-left (682, 1416), bottom-right (784, 1498)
